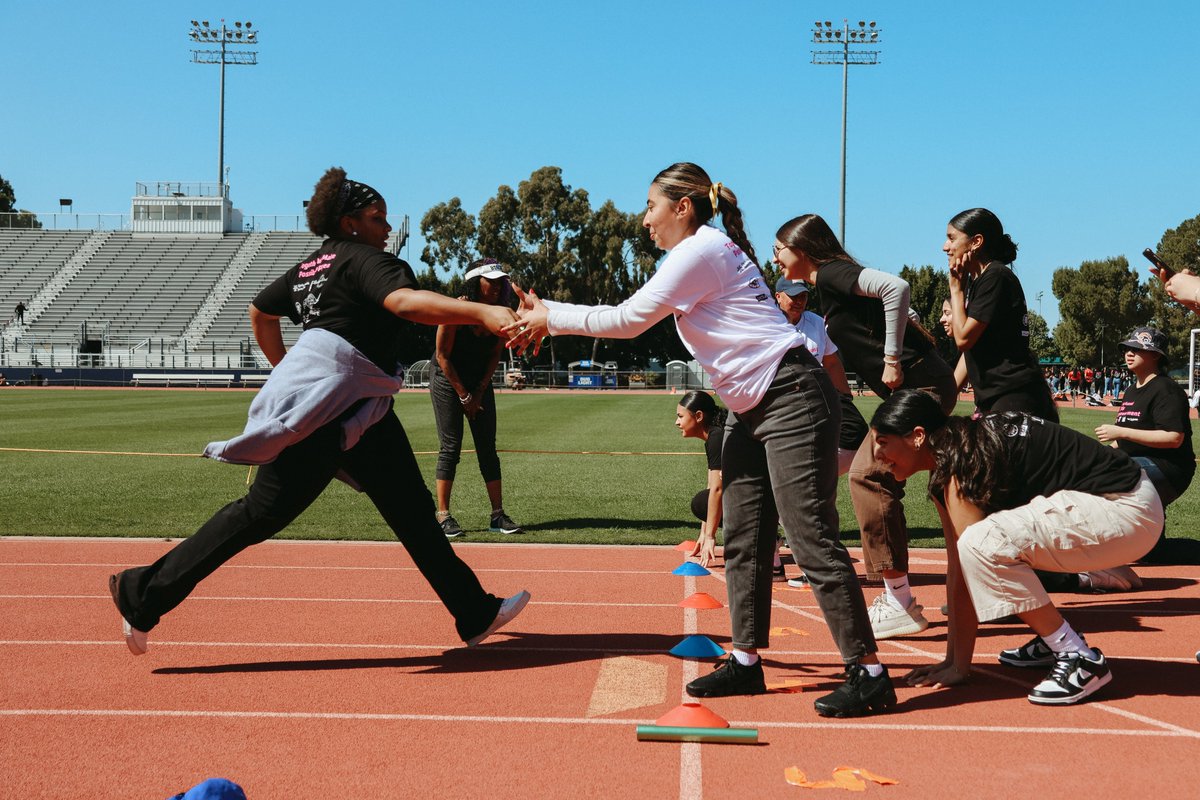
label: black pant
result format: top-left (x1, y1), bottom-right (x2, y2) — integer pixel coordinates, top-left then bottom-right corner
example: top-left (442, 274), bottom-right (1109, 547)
top-left (430, 373), bottom-right (501, 483)
top-left (113, 410), bottom-right (501, 640)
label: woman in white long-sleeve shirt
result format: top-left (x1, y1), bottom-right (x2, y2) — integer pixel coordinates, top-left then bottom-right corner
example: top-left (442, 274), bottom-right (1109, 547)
top-left (508, 163), bottom-right (894, 718)
top-left (772, 213), bottom-right (957, 643)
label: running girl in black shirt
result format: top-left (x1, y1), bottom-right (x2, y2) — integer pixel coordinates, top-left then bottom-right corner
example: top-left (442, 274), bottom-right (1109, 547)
top-left (870, 390), bottom-right (1163, 705)
top-left (109, 168), bottom-right (530, 655)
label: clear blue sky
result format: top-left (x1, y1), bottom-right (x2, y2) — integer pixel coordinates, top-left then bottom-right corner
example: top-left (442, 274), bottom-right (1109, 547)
top-left (5, 2), bottom-right (1199, 330)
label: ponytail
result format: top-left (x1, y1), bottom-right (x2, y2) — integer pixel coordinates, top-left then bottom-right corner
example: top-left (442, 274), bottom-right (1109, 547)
top-left (653, 162), bottom-right (759, 265)
top-left (949, 208), bottom-right (1018, 266)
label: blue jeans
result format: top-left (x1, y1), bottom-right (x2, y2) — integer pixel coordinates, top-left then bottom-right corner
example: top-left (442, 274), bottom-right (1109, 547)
top-left (720, 348), bottom-right (876, 661)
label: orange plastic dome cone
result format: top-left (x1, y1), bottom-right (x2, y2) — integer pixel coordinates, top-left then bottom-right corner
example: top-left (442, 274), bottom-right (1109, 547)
top-left (678, 592), bottom-right (723, 609)
top-left (655, 702), bottom-right (730, 729)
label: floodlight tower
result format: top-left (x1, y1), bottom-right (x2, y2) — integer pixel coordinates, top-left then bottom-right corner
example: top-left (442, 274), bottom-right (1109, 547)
top-left (189, 19), bottom-right (260, 197)
top-left (811, 19), bottom-right (881, 245)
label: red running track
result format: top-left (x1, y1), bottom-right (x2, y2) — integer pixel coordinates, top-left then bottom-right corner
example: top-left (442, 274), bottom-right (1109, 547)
top-left (2, 537), bottom-right (1198, 798)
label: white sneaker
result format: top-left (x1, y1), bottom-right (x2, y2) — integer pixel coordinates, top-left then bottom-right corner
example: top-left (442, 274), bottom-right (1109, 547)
top-left (109, 573), bottom-right (148, 655)
top-left (787, 575), bottom-right (811, 589)
top-left (1028, 649), bottom-right (1112, 705)
top-left (467, 590), bottom-right (531, 647)
top-left (122, 618), bottom-right (148, 656)
top-left (1082, 566), bottom-right (1142, 592)
top-left (868, 593), bottom-right (929, 639)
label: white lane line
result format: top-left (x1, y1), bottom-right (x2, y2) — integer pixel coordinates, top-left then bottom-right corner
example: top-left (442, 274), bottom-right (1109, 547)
top-left (1093, 704), bottom-right (1200, 736)
top-left (0, 594), bottom-right (685, 608)
top-left (0, 562), bottom-right (668, 575)
top-left (679, 573), bottom-right (702, 800)
top-left (2, 708), bottom-right (1197, 738)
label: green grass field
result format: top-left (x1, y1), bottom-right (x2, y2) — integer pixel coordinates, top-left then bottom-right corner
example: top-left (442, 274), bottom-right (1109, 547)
top-left (2, 389), bottom-right (1197, 548)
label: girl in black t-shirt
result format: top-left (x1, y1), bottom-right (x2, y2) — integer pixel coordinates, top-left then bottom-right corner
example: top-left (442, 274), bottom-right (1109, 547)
top-left (774, 213), bottom-right (957, 642)
top-left (109, 168), bottom-right (530, 655)
top-left (869, 390), bottom-right (1162, 706)
top-left (944, 208), bottom-right (1057, 420)
top-left (431, 259), bottom-right (522, 538)
top-left (675, 390), bottom-right (727, 567)
top-left (1096, 326), bottom-right (1199, 564)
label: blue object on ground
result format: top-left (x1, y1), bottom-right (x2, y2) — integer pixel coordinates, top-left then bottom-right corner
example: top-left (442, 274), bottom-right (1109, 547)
top-left (672, 562), bottom-right (711, 576)
top-left (669, 634), bottom-right (726, 658)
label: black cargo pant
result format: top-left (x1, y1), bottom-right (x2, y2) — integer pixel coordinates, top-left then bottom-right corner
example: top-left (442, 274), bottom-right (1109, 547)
top-left (113, 408), bottom-right (502, 641)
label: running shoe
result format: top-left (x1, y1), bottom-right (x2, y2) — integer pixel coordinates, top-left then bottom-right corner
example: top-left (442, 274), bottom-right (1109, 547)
top-left (489, 511), bottom-right (524, 535)
top-left (1082, 565), bottom-right (1142, 592)
top-left (467, 590), bottom-right (531, 647)
top-left (108, 573), bottom-right (148, 656)
top-left (686, 655), bottom-right (767, 698)
top-left (814, 663), bottom-right (897, 717)
top-left (440, 514), bottom-right (465, 539)
top-left (867, 593), bottom-right (929, 639)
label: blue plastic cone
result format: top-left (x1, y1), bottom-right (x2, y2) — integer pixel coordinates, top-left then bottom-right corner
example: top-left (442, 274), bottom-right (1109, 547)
top-left (672, 562), bottom-right (711, 576)
top-left (669, 634), bottom-right (726, 658)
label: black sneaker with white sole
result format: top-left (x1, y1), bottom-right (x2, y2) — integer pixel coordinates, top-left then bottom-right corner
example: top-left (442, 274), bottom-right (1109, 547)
top-left (998, 636), bottom-right (1057, 668)
top-left (685, 655), bottom-right (767, 698)
top-left (1027, 648), bottom-right (1112, 705)
top-left (489, 511), bottom-right (523, 535)
top-left (813, 663), bottom-right (897, 717)
top-left (440, 514), bottom-right (465, 539)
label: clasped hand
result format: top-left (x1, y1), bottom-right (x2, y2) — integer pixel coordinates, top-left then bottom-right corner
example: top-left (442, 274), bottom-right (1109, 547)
top-left (502, 285), bottom-right (550, 356)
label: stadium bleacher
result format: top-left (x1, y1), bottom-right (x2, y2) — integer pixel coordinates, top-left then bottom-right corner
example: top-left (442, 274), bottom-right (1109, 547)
top-left (2, 230), bottom-right (328, 351)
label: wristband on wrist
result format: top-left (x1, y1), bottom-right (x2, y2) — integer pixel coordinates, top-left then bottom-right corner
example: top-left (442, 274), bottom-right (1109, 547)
top-left (882, 355), bottom-right (901, 366)
top-left (459, 393), bottom-right (472, 405)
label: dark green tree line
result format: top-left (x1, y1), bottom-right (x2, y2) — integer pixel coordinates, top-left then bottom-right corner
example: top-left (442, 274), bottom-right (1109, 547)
top-left (419, 166), bottom-right (688, 368)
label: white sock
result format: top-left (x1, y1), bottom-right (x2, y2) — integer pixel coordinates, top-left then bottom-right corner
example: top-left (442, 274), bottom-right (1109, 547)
top-left (883, 575), bottom-right (912, 610)
top-left (863, 662), bottom-right (884, 678)
top-left (1042, 621), bottom-right (1097, 660)
top-left (731, 649), bottom-right (760, 666)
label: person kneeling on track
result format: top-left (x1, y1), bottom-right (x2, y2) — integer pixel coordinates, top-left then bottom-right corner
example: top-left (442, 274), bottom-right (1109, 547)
top-left (869, 389), bottom-right (1162, 705)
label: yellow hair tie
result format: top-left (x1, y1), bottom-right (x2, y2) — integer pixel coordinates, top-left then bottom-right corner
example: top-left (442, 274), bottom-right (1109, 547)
top-left (708, 182), bottom-right (723, 217)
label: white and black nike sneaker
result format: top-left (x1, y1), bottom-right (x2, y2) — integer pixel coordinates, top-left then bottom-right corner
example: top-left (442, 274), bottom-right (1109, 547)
top-left (998, 635), bottom-right (1057, 668)
top-left (1027, 649), bottom-right (1112, 705)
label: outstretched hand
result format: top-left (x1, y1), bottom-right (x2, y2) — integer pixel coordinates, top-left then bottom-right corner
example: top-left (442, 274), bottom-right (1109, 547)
top-left (504, 285), bottom-right (549, 356)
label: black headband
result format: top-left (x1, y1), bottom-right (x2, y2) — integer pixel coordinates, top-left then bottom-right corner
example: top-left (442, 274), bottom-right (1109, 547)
top-left (335, 180), bottom-right (383, 217)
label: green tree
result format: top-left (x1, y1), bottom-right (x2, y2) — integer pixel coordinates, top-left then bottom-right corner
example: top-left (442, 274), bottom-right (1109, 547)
top-left (1143, 213), bottom-right (1200, 367)
top-left (0, 174), bottom-right (41, 229)
top-left (1051, 256), bottom-right (1146, 366)
top-left (420, 166), bottom-right (688, 367)
top-left (1026, 309), bottom-right (1059, 364)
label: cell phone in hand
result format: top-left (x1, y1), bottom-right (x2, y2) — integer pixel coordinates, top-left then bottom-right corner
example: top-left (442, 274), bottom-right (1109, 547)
top-left (1143, 248), bottom-right (1175, 279)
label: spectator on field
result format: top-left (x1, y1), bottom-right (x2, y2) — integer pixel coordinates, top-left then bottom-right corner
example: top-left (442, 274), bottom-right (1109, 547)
top-left (1096, 327), bottom-right (1199, 565)
top-left (1083, 366), bottom-right (1095, 396)
top-left (430, 258), bottom-right (524, 539)
top-left (109, 167), bottom-right (529, 658)
top-left (676, 390), bottom-right (727, 567)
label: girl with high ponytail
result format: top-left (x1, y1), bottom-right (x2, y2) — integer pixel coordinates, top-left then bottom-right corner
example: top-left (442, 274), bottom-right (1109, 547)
top-left (508, 163), bottom-right (894, 717)
top-left (944, 208), bottom-right (1056, 419)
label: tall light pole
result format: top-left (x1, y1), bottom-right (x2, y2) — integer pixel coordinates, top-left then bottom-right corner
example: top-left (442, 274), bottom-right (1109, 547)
top-left (189, 19), bottom-right (259, 197)
top-left (811, 19), bottom-right (881, 246)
